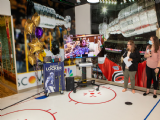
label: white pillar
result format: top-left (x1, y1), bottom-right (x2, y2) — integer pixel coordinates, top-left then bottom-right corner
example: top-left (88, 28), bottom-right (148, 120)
top-left (75, 3), bottom-right (91, 34)
top-left (75, 3), bottom-right (92, 78)
top-left (0, 0), bottom-right (11, 16)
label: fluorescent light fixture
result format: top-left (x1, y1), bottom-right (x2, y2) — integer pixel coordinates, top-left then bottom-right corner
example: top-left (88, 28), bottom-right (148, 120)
top-left (87, 0), bottom-right (99, 3)
top-left (102, 6), bottom-right (107, 13)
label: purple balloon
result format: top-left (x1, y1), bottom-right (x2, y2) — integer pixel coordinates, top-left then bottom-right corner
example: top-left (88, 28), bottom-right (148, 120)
top-left (35, 27), bottom-right (43, 39)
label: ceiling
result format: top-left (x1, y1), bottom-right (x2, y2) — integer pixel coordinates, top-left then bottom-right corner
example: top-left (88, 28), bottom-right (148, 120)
top-left (51, 0), bottom-right (137, 9)
top-left (68, 0), bottom-right (138, 7)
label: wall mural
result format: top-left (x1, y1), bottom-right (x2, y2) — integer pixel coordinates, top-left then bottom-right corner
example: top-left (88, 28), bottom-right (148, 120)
top-left (0, 15), bottom-right (17, 94)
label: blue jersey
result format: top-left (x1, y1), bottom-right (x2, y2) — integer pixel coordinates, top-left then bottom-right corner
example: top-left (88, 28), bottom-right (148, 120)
top-left (46, 76), bottom-right (54, 87)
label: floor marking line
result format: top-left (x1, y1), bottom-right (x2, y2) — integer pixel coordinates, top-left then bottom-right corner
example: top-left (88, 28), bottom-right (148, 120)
top-left (1, 109), bottom-right (57, 120)
top-left (1, 91), bottom-right (44, 111)
top-left (68, 86), bottom-right (117, 105)
top-left (144, 99), bottom-right (160, 120)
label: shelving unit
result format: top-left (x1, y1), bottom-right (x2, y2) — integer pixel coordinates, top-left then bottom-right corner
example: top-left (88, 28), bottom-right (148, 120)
top-left (106, 40), bottom-right (147, 44)
top-left (105, 48), bottom-right (145, 55)
top-left (91, 57), bottom-right (107, 80)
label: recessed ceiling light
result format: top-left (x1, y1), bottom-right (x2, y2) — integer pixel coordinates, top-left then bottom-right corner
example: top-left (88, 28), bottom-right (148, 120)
top-left (87, 0), bottom-right (99, 3)
top-left (102, 7), bottom-right (107, 13)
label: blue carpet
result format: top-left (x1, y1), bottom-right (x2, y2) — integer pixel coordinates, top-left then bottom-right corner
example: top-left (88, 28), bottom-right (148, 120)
top-left (35, 95), bottom-right (47, 100)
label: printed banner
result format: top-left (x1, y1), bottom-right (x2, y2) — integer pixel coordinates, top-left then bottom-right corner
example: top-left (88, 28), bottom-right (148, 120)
top-left (17, 71), bottom-right (43, 90)
top-left (43, 62), bottom-right (65, 93)
top-left (98, 58), bottom-right (150, 87)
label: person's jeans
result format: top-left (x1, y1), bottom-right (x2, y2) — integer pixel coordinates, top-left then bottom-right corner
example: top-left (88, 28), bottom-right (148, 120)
top-left (16, 61), bottom-right (22, 73)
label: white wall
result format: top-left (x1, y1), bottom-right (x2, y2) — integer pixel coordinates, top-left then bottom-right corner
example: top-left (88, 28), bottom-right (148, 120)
top-left (0, 0), bottom-right (11, 16)
top-left (75, 4), bottom-right (91, 34)
top-left (75, 3), bottom-right (92, 78)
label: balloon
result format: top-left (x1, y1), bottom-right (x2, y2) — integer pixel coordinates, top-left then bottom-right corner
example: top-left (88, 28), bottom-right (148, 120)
top-left (37, 51), bottom-right (46, 62)
top-left (28, 54), bottom-right (36, 66)
top-left (24, 19), bottom-right (34, 34)
top-left (31, 12), bottom-right (40, 27)
top-left (35, 27), bottom-right (43, 39)
top-left (28, 38), bottom-right (44, 54)
top-left (21, 19), bottom-right (27, 28)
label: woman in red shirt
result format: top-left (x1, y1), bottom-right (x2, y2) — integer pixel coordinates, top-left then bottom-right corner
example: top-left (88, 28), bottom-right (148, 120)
top-left (143, 36), bottom-right (160, 98)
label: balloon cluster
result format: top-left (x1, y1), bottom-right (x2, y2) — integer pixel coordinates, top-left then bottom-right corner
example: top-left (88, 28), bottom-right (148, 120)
top-left (24, 12), bottom-right (45, 66)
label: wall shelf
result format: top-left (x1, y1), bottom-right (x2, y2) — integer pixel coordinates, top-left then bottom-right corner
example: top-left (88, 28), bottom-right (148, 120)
top-left (105, 48), bottom-right (145, 55)
top-left (106, 40), bottom-right (148, 44)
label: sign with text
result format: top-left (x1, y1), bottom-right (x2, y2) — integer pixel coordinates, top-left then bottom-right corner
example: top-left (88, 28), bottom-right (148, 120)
top-left (17, 71), bottom-right (43, 90)
top-left (43, 62), bottom-right (65, 93)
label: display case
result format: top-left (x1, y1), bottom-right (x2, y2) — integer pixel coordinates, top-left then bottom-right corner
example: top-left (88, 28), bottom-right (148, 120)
top-left (91, 57), bottom-right (106, 80)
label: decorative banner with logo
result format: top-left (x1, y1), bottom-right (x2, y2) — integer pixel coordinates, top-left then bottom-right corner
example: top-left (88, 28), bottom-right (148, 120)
top-left (98, 58), bottom-right (151, 88)
top-left (43, 62), bottom-right (65, 93)
top-left (64, 66), bottom-right (76, 77)
top-left (17, 71), bottom-right (43, 90)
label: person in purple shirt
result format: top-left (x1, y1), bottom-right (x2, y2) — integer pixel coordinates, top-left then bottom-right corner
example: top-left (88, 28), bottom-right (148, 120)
top-left (73, 39), bottom-right (89, 56)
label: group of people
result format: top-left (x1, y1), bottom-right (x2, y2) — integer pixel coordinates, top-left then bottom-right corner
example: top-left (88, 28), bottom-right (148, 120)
top-left (122, 36), bottom-right (160, 98)
top-left (64, 36), bottom-right (102, 58)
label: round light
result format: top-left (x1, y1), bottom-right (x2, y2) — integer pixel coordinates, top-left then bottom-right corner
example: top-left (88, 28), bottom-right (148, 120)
top-left (87, 0), bottom-right (99, 3)
top-left (102, 7), bottom-right (107, 13)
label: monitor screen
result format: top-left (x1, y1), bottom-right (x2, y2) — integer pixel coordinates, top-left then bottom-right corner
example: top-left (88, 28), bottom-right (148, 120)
top-left (64, 34), bottom-right (104, 59)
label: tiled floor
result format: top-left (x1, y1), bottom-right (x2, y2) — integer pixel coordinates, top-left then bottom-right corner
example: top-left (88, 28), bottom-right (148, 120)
top-left (1, 84), bottom-right (160, 120)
